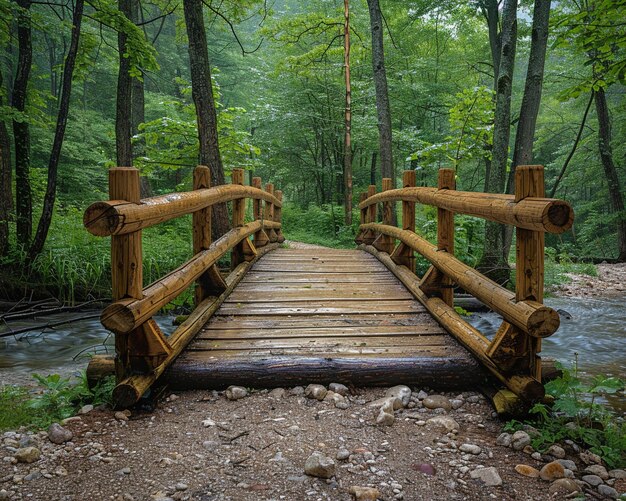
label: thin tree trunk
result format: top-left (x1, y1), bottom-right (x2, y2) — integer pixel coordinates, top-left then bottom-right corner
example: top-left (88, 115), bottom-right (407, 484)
top-left (343, 0), bottom-right (352, 225)
top-left (370, 151), bottom-right (377, 185)
top-left (0, 68), bottom-right (12, 256)
top-left (28, 0), bottom-right (84, 259)
top-left (595, 88), bottom-right (626, 261)
top-left (13, 0), bottom-right (33, 247)
top-left (183, 0), bottom-right (228, 239)
top-left (116, 0), bottom-right (133, 166)
top-left (477, 0), bottom-right (517, 285)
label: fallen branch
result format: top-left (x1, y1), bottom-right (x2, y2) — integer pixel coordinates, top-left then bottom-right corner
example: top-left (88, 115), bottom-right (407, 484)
top-left (0, 299), bottom-right (107, 322)
top-left (0, 314), bottom-right (102, 338)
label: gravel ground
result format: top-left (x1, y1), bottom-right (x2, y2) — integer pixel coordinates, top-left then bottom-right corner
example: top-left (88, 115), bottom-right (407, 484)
top-left (552, 262), bottom-right (626, 298)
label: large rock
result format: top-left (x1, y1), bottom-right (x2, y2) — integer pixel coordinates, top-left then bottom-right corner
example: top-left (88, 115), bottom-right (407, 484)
top-left (515, 464), bottom-right (539, 478)
top-left (47, 423), bottom-right (73, 445)
top-left (425, 415), bottom-right (459, 432)
top-left (470, 467), bottom-right (502, 486)
top-left (14, 447), bottom-right (41, 464)
top-left (329, 383), bottom-right (349, 396)
top-left (547, 445), bottom-right (566, 459)
top-left (597, 485), bottom-right (618, 499)
top-left (459, 443), bottom-right (481, 455)
top-left (511, 431), bottom-right (531, 451)
top-left (548, 478), bottom-right (580, 495)
top-left (305, 384), bottom-right (327, 401)
top-left (584, 464), bottom-right (609, 480)
top-left (496, 433), bottom-right (512, 447)
top-left (423, 395), bottom-right (452, 412)
top-left (385, 385), bottom-right (412, 407)
top-left (540, 461), bottom-right (565, 481)
top-left (304, 451), bottom-right (335, 479)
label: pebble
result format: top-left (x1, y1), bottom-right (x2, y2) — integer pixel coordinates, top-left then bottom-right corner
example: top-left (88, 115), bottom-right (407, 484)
top-left (423, 395), bottom-right (452, 412)
top-left (540, 461), bottom-right (565, 481)
top-left (580, 450), bottom-right (602, 465)
top-left (554, 459), bottom-right (576, 472)
top-left (515, 464), bottom-right (540, 478)
top-left (582, 474), bottom-right (603, 486)
top-left (376, 405), bottom-right (395, 426)
top-left (48, 423), bottom-right (73, 445)
top-left (425, 416), bottom-right (459, 432)
top-left (304, 451), bottom-right (335, 478)
top-left (114, 411), bottom-right (129, 421)
top-left (79, 404), bottom-right (94, 415)
top-left (305, 384), bottom-right (327, 401)
top-left (546, 444), bottom-right (566, 459)
top-left (495, 433), bottom-right (512, 447)
top-left (269, 388), bottom-right (286, 399)
top-left (470, 467), bottom-right (502, 486)
top-left (329, 383), bottom-right (349, 396)
top-left (290, 386), bottom-right (305, 396)
top-left (511, 430), bottom-right (531, 451)
top-left (336, 448), bottom-right (350, 461)
top-left (449, 399), bottom-right (464, 410)
top-left (459, 444), bottom-right (481, 455)
top-left (585, 464), bottom-right (609, 480)
top-left (225, 385), bottom-right (248, 400)
top-left (597, 484), bottom-right (618, 499)
top-left (116, 467), bottom-right (131, 475)
top-left (175, 483), bottom-right (188, 491)
top-left (548, 478), bottom-right (580, 495)
top-left (348, 486), bottom-right (380, 500)
top-left (610, 469), bottom-right (626, 479)
top-left (369, 396), bottom-right (402, 410)
top-left (14, 447), bottom-right (40, 464)
top-left (202, 419), bottom-right (216, 428)
top-left (385, 385), bottom-right (412, 407)
top-left (417, 390), bottom-right (428, 400)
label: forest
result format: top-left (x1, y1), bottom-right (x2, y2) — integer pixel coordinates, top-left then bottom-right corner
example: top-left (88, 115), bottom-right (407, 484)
top-left (0, 0), bottom-right (625, 301)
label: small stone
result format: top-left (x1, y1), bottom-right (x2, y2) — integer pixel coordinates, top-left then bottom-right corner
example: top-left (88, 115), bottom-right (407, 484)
top-left (385, 385), bottom-right (412, 407)
top-left (175, 483), bottom-right (188, 491)
top-left (547, 445), bottom-right (566, 459)
top-left (305, 384), bottom-right (327, 401)
top-left (114, 411), bottom-right (129, 421)
top-left (580, 451), bottom-right (602, 465)
top-left (495, 433), bottom-right (512, 447)
top-left (14, 447), bottom-right (40, 464)
top-left (585, 464), bottom-right (609, 480)
top-left (24, 470), bottom-right (42, 481)
top-left (269, 388), bottom-right (286, 399)
top-left (582, 474), bottom-right (603, 487)
top-left (609, 469), bottom-right (626, 479)
top-left (225, 385), bottom-right (248, 400)
top-left (54, 466), bottom-right (68, 476)
top-left (426, 416), bottom-right (459, 432)
top-left (329, 383), bottom-right (349, 396)
top-left (549, 478), bottom-right (580, 495)
top-left (79, 404), bottom-right (94, 415)
top-left (202, 440), bottom-right (219, 451)
top-left (470, 467), bottom-right (502, 486)
top-left (540, 461), bottom-right (565, 481)
top-left (417, 390), bottom-right (428, 400)
top-left (0, 490), bottom-right (9, 500)
top-left (597, 484), bottom-right (618, 499)
top-left (336, 448), bottom-right (350, 461)
top-left (116, 467), bottom-right (131, 475)
top-left (523, 445), bottom-right (535, 455)
top-left (202, 419), bottom-right (216, 427)
top-left (531, 452), bottom-right (542, 461)
top-left (348, 486), bottom-right (380, 501)
top-left (450, 399), bottom-right (463, 410)
top-left (511, 431), bottom-right (531, 451)
top-left (290, 386), bottom-right (305, 396)
top-left (369, 396), bottom-right (402, 410)
top-left (423, 395), bottom-right (452, 412)
top-left (515, 464), bottom-right (540, 478)
top-left (48, 423), bottom-right (73, 445)
top-left (376, 407), bottom-right (395, 426)
top-left (556, 459), bottom-right (577, 471)
top-left (459, 444), bottom-right (481, 455)
top-left (304, 451), bottom-right (335, 478)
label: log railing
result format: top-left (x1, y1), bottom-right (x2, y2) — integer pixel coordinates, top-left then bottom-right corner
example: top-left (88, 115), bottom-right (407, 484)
top-left (84, 166), bottom-right (284, 406)
top-left (356, 165), bottom-right (574, 403)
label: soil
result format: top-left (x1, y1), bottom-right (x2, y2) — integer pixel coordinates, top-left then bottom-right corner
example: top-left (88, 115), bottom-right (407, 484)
top-left (551, 262), bottom-right (626, 298)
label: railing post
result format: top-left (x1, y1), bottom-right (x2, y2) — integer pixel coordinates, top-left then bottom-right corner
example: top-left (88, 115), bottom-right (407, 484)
top-left (515, 165), bottom-right (545, 380)
top-left (437, 168), bottom-right (456, 306)
top-left (362, 184), bottom-right (378, 245)
top-left (275, 190), bottom-right (285, 243)
top-left (355, 192), bottom-right (368, 244)
top-left (391, 170), bottom-right (416, 271)
top-left (252, 177), bottom-right (269, 247)
top-left (265, 182), bottom-right (278, 242)
top-left (230, 168), bottom-right (246, 269)
top-left (373, 178), bottom-right (395, 254)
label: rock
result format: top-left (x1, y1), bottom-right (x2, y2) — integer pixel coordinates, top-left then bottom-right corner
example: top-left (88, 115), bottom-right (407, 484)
top-left (304, 451), bottom-right (335, 479)
top-left (175, 483), bottom-right (188, 491)
top-left (556, 459), bottom-right (577, 472)
top-left (423, 395), bottom-right (452, 412)
top-left (269, 388), bottom-right (286, 399)
top-left (47, 423), bottom-right (73, 445)
top-left (54, 466), bottom-right (68, 476)
top-left (369, 396), bottom-right (402, 410)
top-left (585, 464), bottom-right (609, 480)
top-left (609, 469), bottom-right (626, 479)
top-left (412, 463), bottom-right (436, 476)
top-left (515, 464), bottom-right (540, 478)
top-left (450, 399), bottom-right (464, 410)
top-left (329, 383), bottom-right (349, 396)
top-left (348, 486), bottom-right (381, 500)
top-left (459, 444), bottom-right (481, 455)
top-left (425, 416), bottom-right (459, 432)
top-left (580, 450), bottom-right (602, 465)
top-left (540, 461), bottom-right (565, 481)
top-left (548, 478), bottom-right (580, 495)
top-left (470, 467), bottom-right (502, 486)
top-left (14, 447), bottom-right (40, 464)
top-left (511, 431), bottom-right (531, 451)
top-left (376, 405), bottom-right (395, 426)
top-left (385, 385), bottom-right (412, 407)
top-left (336, 448), bottom-right (350, 461)
top-left (582, 474), bottom-right (603, 487)
top-left (305, 384), bottom-right (327, 401)
top-left (290, 386), bottom-right (305, 396)
top-left (114, 411), bottom-right (129, 421)
top-left (546, 445), bottom-right (566, 459)
top-left (24, 470), bottom-right (42, 481)
top-left (417, 390), bottom-right (428, 400)
top-left (116, 467), bottom-right (131, 475)
top-left (597, 484), bottom-right (618, 499)
top-left (202, 419), bottom-right (216, 428)
top-left (225, 385), bottom-right (248, 400)
top-left (496, 433), bottom-right (512, 447)
top-left (79, 404), bottom-right (94, 415)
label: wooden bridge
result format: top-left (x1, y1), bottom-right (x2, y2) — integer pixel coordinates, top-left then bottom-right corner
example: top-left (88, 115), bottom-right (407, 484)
top-left (84, 165), bottom-right (574, 412)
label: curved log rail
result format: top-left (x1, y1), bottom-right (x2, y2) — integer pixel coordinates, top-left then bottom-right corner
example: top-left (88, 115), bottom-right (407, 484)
top-left (356, 165), bottom-right (574, 403)
top-left (84, 166), bottom-right (284, 406)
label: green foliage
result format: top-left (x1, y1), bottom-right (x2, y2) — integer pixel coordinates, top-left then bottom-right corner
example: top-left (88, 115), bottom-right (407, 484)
top-left (282, 203), bottom-right (358, 248)
top-left (506, 359), bottom-right (625, 469)
top-left (544, 247), bottom-right (598, 290)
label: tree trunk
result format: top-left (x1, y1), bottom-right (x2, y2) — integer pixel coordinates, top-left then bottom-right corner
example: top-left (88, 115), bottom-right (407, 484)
top-left (595, 88), bottom-right (626, 261)
top-left (28, 0), bottom-right (84, 259)
top-left (183, 0), bottom-right (228, 239)
top-left (343, 0), bottom-right (352, 225)
top-left (0, 68), bottom-right (12, 256)
top-left (477, 0), bottom-right (517, 285)
top-left (370, 151), bottom-right (377, 186)
top-left (13, 0), bottom-right (33, 247)
top-left (116, 0), bottom-right (133, 167)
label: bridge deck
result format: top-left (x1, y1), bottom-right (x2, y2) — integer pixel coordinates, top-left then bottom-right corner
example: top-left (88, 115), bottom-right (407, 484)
top-left (165, 248), bottom-right (486, 389)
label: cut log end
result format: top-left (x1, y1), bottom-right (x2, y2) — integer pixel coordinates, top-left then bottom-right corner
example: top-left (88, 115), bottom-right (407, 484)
top-left (83, 202), bottom-right (122, 236)
top-left (112, 381), bottom-right (142, 410)
top-left (527, 305), bottom-right (560, 338)
top-left (509, 375), bottom-right (545, 402)
top-left (544, 201), bottom-right (574, 233)
top-left (101, 302), bottom-right (136, 334)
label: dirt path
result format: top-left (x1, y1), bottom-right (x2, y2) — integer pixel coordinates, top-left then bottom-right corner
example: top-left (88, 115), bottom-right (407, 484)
top-left (551, 263), bottom-right (626, 298)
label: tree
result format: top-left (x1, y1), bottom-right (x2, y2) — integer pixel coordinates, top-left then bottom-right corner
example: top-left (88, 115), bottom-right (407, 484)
top-left (343, 0), bottom-right (352, 225)
top-left (116, 0), bottom-right (133, 166)
top-left (183, 0), bottom-right (228, 238)
top-left (0, 67), bottom-right (11, 256)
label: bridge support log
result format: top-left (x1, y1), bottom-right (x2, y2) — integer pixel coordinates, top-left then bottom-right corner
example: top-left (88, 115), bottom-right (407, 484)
top-left (373, 178), bottom-right (395, 254)
top-left (391, 170), bottom-right (416, 270)
top-left (361, 185), bottom-right (378, 245)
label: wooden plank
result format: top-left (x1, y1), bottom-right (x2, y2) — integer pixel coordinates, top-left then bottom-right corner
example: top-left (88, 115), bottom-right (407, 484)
top-left (241, 273), bottom-right (399, 283)
top-left (233, 283), bottom-right (409, 292)
top-left (195, 325), bottom-right (445, 339)
top-left (250, 265), bottom-right (386, 273)
top-left (218, 300), bottom-right (424, 316)
top-left (227, 290), bottom-right (412, 301)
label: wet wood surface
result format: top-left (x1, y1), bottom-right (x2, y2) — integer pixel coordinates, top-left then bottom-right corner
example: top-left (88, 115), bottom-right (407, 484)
top-left (167, 248), bottom-right (485, 389)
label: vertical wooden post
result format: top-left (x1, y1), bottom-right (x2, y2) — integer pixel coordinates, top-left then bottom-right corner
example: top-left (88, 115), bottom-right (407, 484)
top-left (230, 168), bottom-right (247, 269)
top-left (110, 167), bottom-right (142, 381)
top-left (362, 185), bottom-right (377, 245)
top-left (355, 192), bottom-right (367, 244)
top-left (437, 168), bottom-right (456, 306)
top-left (265, 182), bottom-right (278, 242)
top-left (193, 166), bottom-right (213, 304)
top-left (275, 190), bottom-right (285, 243)
top-left (373, 178), bottom-right (395, 254)
top-left (515, 165), bottom-right (545, 380)
top-left (391, 170), bottom-right (416, 270)
top-left (252, 177), bottom-right (269, 247)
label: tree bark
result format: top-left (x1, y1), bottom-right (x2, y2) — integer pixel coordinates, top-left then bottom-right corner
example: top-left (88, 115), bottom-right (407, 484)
top-left (595, 88), bottom-right (626, 261)
top-left (13, 0), bottom-right (33, 247)
top-left (0, 68), bottom-right (12, 256)
top-left (116, 0), bottom-right (133, 167)
top-left (370, 151), bottom-right (377, 186)
top-left (477, 0), bottom-right (517, 285)
top-left (183, 0), bottom-right (228, 239)
top-left (343, 0), bottom-right (352, 225)
top-left (28, 0), bottom-right (85, 259)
